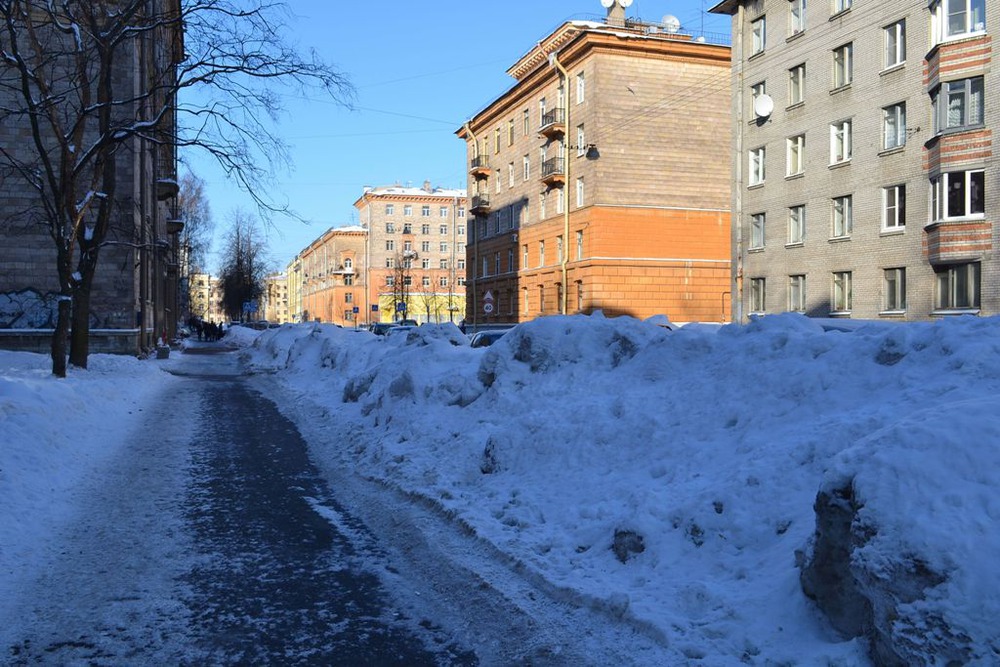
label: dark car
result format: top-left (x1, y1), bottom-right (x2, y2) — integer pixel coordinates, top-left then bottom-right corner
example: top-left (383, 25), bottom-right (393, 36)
top-left (469, 330), bottom-right (508, 348)
top-left (369, 322), bottom-right (397, 336)
top-left (397, 319), bottom-right (419, 327)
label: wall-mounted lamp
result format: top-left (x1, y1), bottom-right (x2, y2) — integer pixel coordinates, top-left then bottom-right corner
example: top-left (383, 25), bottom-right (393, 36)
top-left (569, 143), bottom-right (600, 160)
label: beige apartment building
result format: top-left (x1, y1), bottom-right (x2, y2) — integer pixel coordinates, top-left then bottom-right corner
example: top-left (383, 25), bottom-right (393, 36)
top-left (457, 2), bottom-right (732, 328)
top-left (712, 0), bottom-right (998, 321)
top-left (354, 183), bottom-right (468, 324)
top-left (189, 273), bottom-right (225, 324)
top-left (263, 273), bottom-right (290, 324)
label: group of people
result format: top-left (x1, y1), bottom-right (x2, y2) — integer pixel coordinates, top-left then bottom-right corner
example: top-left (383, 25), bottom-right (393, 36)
top-left (186, 315), bottom-right (224, 342)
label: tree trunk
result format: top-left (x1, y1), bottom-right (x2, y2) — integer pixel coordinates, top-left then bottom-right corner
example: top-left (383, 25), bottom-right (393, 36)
top-left (51, 296), bottom-right (70, 378)
top-left (69, 281), bottom-right (92, 369)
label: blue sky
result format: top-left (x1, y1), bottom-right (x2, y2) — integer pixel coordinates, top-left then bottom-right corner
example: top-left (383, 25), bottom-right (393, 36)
top-left (182, 0), bottom-right (732, 272)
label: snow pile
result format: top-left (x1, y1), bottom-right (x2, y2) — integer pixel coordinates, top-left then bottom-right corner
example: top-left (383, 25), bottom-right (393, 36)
top-left (238, 313), bottom-right (1000, 664)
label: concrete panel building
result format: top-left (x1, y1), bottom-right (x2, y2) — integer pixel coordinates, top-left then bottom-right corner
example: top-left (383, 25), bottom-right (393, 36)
top-left (712, 0), bottom-right (999, 321)
top-left (457, 2), bottom-right (732, 328)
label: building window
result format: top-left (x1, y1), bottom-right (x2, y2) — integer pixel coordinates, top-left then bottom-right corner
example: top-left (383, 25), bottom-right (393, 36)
top-left (403, 223), bottom-right (412, 234)
top-left (788, 205), bottom-right (805, 244)
top-left (344, 292), bottom-right (353, 304)
top-left (386, 204), bottom-right (395, 215)
top-left (750, 16), bottom-right (767, 57)
top-left (882, 184), bottom-right (906, 230)
top-left (832, 195), bottom-right (853, 238)
top-left (386, 240), bottom-right (395, 251)
top-left (421, 241), bottom-right (430, 252)
top-left (789, 0), bottom-right (806, 35)
top-left (576, 71), bottom-right (586, 103)
top-left (404, 240), bottom-right (412, 251)
top-left (523, 155), bottom-right (530, 181)
top-left (439, 224), bottom-right (448, 235)
top-left (386, 275), bottom-right (395, 285)
top-left (576, 124), bottom-right (586, 157)
top-left (786, 134), bottom-right (805, 176)
top-left (439, 259), bottom-right (448, 269)
top-left (556, 235), bottom-right (564, 263)
top-left (788, 64), bottom-right (805, 105)
top-left (385, 222), bottom-right (395, 234)
top-left (494, 127), bottom-right (501, 154)
top-left (421, 205), bottom-right (431, 217)
top-left (439, 206), bottom-right (448, 218)
top-left (884, 19), bottom-right (906, 69)
top-left (386, 258), bottom-right (395, 269)
top-left (751, 80), bottom-right (767, 108)
top-left (576, 177), bottom-right (585, 207)
top-left (936, 262), bottom-right (981, 309)
top-left (540, 191), bottom-right (547, 219)
top-left (883, 103), bottom-right (906, 150)
top-left (440, 242), bottom-right (448, 253)
top-left (404, 205), bottom-right (413, 216)
top-left (788, 275), bottom-right (806, 312)
top-left (403, 275), bottom-right (412, 286)
top-left (751, 16), bottom-right (766, 55)
top-left (556, 188), bottom-right (565, 214)
top-left (523, 108), bottom-right (530, 135)
top-left (458, 207), bottom-right (466, 218)
top-left (750, 213), bottom-right (766, 249)
top-left (457, 224), bottom-right (465, 235)
top-left (933, 77), bottom-right (984, 134)
top-left (421, 276), bottom-right (430, 287)
top-left (421, 259), bottom-right (430, 270)
top-left (830, 119), bottom-right (852, 164)
top-left (482, 256), bottom-right (488, 277)
top-left (884, 268), bottom-right (906, 311)
top-left (832, 271), bottom-right (852, 312)
top-left (749, 277), bottom-right (766, 313)
top-left (539, 96), bottom-right (546, 125)
top-left (539, 240), bottom-right (545, 267)
top-left (932, 0), bottom-right (986, 43)
top-left (749, 146), bottom-right (766, 185)
top-left (931, 170), bottom-right (985, 220)
top-left (439, 276), bottom-right (449, 287)
top-left (344, 275), bottom-right (353, 286)
top-left (508, 162), bottom-right (515, 187)
top-left (833, 43), bottom-right (853, 89)
top-left (508, 119), bottom-right (515, 146)
top-left (457, 258), bottom-right (466, 270)
top-left (494, 252), bottom-right (501, 275)
top-left (833, 0), bottom-right (851, 13)
top-left (421, 223), bottom-right (430, 235)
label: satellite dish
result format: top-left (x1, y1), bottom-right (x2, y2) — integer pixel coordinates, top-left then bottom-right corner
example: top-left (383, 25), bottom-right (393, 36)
top-left (619, 0), bottom-right (634, 6)
top-left (753, 93), bottom-right (774, 118)
top-left (662, 15), bottom-right (681, 33)
top-left (600, 0), bottom-right (614, 7)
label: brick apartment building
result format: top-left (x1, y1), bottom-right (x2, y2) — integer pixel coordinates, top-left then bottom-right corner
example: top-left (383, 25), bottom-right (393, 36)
top-left (0, 1), bottom-right (183, 353)
top-left (295, 226), bottom-right (367, 326)
top-left (354, 183), bottom-right (468, 325)
top-left (712, 0), bottom-right (998, 321)
top-left (457, 2), bottom-right (732, 327)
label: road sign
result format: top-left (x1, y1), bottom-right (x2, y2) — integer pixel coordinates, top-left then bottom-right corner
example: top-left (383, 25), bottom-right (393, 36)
top-left (396, 302), bottom-right (407, 312)
top-left (484, 302), bottom-right (494, 314)
top-left (371, 305), bottom-right (379, 312)
top-left (352, 306), bottom-right (360, 314)
top-left (483, 290), bottom-right (494, 302)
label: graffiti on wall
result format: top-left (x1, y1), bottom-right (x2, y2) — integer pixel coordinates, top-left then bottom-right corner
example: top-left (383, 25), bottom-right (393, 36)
top-left (0, 289), bottom-right (60, 328)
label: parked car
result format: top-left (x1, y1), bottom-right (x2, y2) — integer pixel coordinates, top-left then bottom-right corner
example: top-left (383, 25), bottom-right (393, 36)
top-left (384, 325), bottom-right (416, 340)
top-left (369, 322), bottom-right (397, 336)
top-left (469, 330), bottom-right (508, 348)
top-left (397, 319), bottom-right (419, 326)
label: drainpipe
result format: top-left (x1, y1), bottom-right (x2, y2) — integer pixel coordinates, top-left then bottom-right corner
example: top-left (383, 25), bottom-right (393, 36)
top-left (463, 122), bottom-right (480, 330)
top-left (549, 52), bottom-right (570, 315)
top-left (734, 4), bottom-right (746, 323)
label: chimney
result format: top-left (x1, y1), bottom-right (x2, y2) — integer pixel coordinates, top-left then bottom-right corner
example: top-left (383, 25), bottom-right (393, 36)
top-left (423, 180), bottom-right (432, 192)
top-left (606, 3), bottom-right (626, 27)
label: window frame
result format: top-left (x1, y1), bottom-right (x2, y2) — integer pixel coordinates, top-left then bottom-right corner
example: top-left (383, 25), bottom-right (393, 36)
top-left (931, 0), bottom-right (986, 44)
top-left (883, 102), bottom-right (907, 150)
top-left (883, 267), bottom-right (907, 312)
top-left (786, 134), bottom-right (805, 176)
top-left (931, 169), bottom-right (985, 221)
top-left (830, 119), bottom-right (853, 164)
top-left (789, 0), bottom-right (806, 36)
top-left (749, 277), bottom-right (767, 313)
top-left (788, 205), bottom-right (806, 245)
top-left (788, 63), bottom-right (806, 105)
top-left (788, 274), bottom-right (806, 312)
top-left (832, 195), bottom-right (853, 238)
top-left (750, 213), bottom-right (766, 249)
top-left (882, 184), bottom-right (906, 230)
top-left (832, 271), bottom-right (853, 313)
top-left (749, 146), bottom-right (766, 185)
top-left (884, 19), bottom-right (906, 69)
top-left (751, 16), bottom-right (767, 55)
top-left (833, 42), bottom-right (853, 89)
top-left (935, 262), bottom-right (981, 310)
top-left (932, 77), bottom-right (984, 134)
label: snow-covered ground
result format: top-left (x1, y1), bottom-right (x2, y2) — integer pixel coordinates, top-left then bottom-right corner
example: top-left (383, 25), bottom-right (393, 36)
top-left (2, 313), bottom-right (999, 664)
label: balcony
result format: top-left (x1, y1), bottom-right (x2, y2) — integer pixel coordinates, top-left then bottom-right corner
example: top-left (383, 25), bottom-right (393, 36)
top-left (470, 194), bottom-right (491, 216)
top-left (540, 157), bottom-right (566, 187)
top-left (539, 108), bottom-right (566, 138)
top-left (469, 155), bottom-right (491, 180)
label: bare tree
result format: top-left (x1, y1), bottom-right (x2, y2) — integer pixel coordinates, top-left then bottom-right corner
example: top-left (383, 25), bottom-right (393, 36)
top-left (217, 209), bottom-right (269, 322)
top-left (0, 0), bottom-right (352, 376)
top-left (382, 251), bottom-right (414, 322)
top-left (177, 171), bottom-right (213, 274)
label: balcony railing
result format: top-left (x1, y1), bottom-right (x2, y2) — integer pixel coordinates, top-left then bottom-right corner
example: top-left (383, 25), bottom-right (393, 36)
top-left (470, 194), bottom-right (491, 215)
top-left (539, 108), bottom-right (566, 137)
top-left (470, 154), bottom-right (491, 179)
top-left (540, 157), bottom-right (566, 186)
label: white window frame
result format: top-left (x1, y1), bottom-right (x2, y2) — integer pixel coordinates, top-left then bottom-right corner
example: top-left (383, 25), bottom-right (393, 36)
top-left (523, 154), bottom-right (530, 181)
top-left (884, 268), bottom-right (906, 312)
top-left (576, 230), bottom-right (583, 260)
top-left (752, 16), bottom-right (767, 55)
top-left (788, 64), bottom-right (805, 105)
top-left (788, 205), bottom-right (805, 244)
top-left (882, 184), bottom-right (906, 230)
top-left (789, 0), bottom-right (806, 35)
top-left (576, 177), bottom-right (585, 208)
top-left (931, 0), bottom-right (986, 44)
top-left (576, 71), bottom-right (585, 103)
top-left (884, 19), bottom-right (906, 69)
top-left (750, 213), bottom-right (766, 249)
top-left (833, 0), bottom-right (851, 13)
top-left (786, 134), bottom-right (805, 176)
top-left (749, 146), bottom-right (766, 185)
top-left (788, 275), bottom-right (806, 312)
top-left (883, 103), bottom-right (907, 150)
top-left (749, 277), bottom-right (766, 313)
top-left (508, 162), bottom-right (515, 187)
top-left (830, 119), bottom-right (852, 164)
top-left (931, 170), bottom-right (985, 221)
top-left (833, 43), bottom-right (853, 89)
top-left (832, 195), bottom-right (853, 238)
top-left (832, 271), bottom-right (852, 313)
